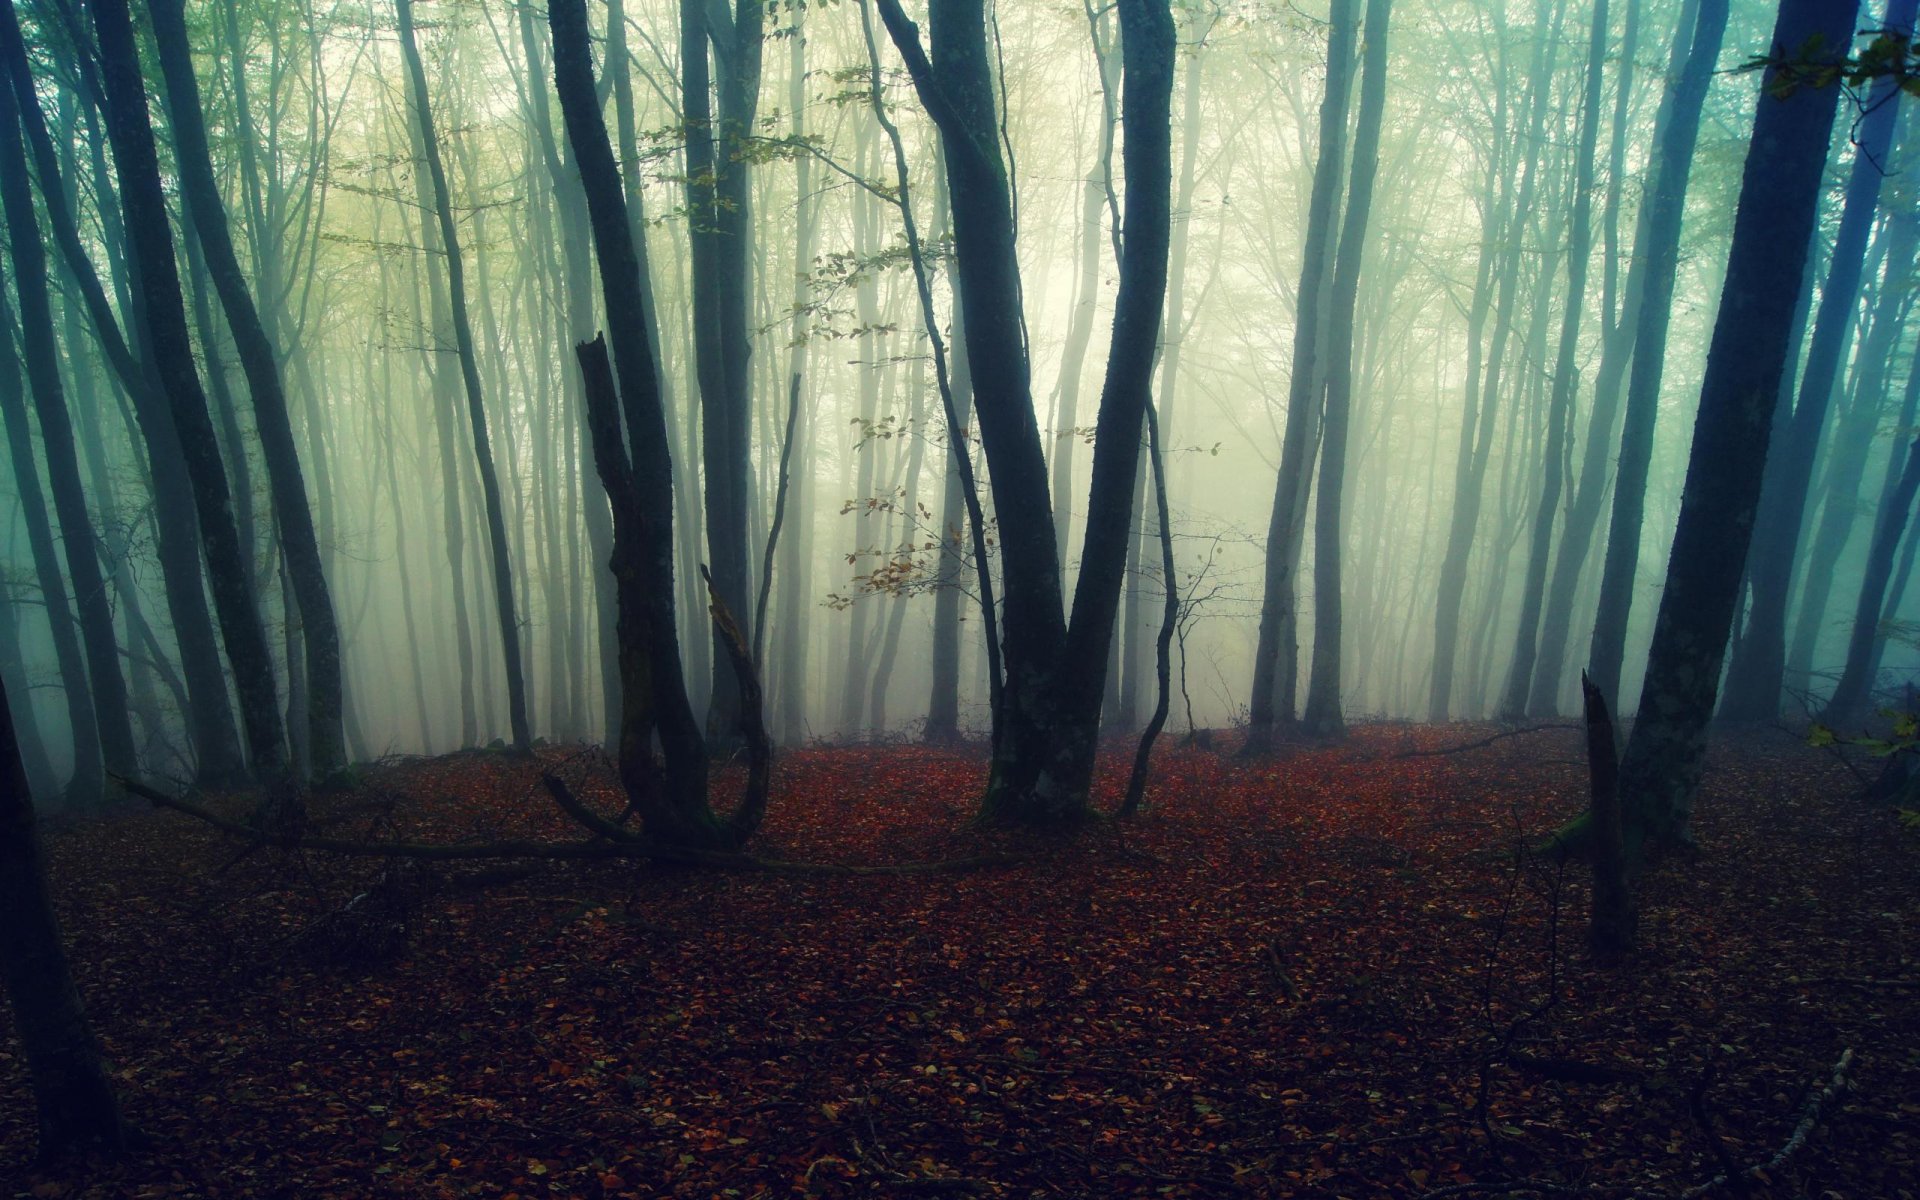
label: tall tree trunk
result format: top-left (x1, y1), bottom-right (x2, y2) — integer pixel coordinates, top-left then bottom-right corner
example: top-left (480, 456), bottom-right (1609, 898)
top-left (0, 670), bottom-right (135, 1160)
top-left (1787, 208), bottom-right (1917, 698)
top-left (1615, 0), bottom-right (1858, 855)
top-left (395, 0), bottom-right (531, 751)
top-left (146, 0), bottom-right (345, 780)
top-left (1584, 0), bottom-right (1728, 707)
top-left (877, 0), bottom-right (1173, 823)
top-left (45, 23), bottom-right (247, 788)
top-left (1499, 0), bottom-right (1609, 720)
top-left (1302, 0), bottom-right (1393, 739)
top-left (0, 81), bottom-right (136, 788)
top-left (88, 0), bottom-right (291, 802)
top-left (0, 277), bottom-right (101, 802)
top-left (1822, 352), bottom-right (1920, 722)
top-left (1527, 0), bottom-right (1667, 717)
top-left (1429, 0), bottom-right (1561, 721)
top-left (682, 0), bottom-right (764, 750)
top-left (1719, 0), bottom-right (1916, 721)
top-left (550, 0), bottom-right (732, 846)
top-left (1245, 0), bottom-right (1356, 750)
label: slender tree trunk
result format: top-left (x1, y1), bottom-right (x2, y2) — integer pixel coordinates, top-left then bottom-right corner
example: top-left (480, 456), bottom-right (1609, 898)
top-left (1787, 209), bottom-right (1917, 698)
top-left (1585, 0), bottom-right (1728, 707)
top-left (1823, 353), bottom-right (1920, 722)
top-left (1, 88), bottom-right (139, 791)
top-left (0, 281), bottom-right (101, 803)
top-left (1430, 0), bottom-right (1561, 721)
top-left (88, 0), bottom-right (291, 802)
top-left (1245, 0), bottom-right (1356, 750)
top-left (1500, 0), bottom-right (1609, 720)
top-left (1528, 0), bottom-right (1670, 717)
top-left (551, 0), bottom-right (727, 845)
top-left (1615, 0), bottom-right (1857, 855)
top-left (682, 0), bottom-right (764, 751)
top-left (877, 0), bottom-right (1173, 822)
top-left (147, 0), bottom-right (345, 779)
top-left (1302, 0), bottom-right (1393, 739)
top-left (1719, 0), bottom-right (1916, 721)
top-left (395, 0), bottom-right (530, 751)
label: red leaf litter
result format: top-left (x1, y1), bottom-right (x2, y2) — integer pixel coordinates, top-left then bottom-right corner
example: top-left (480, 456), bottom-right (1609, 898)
top-left (3, 725), bottom-right (1914, 1198)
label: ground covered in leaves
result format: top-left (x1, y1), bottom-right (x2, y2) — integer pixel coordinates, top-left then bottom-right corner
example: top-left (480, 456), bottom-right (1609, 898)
top-left (4, 724), bottom-right (1916, 1198)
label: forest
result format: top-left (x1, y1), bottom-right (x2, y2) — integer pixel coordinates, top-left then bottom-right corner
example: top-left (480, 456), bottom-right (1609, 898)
top-left (1, 0), bottom-right (1917, 1194)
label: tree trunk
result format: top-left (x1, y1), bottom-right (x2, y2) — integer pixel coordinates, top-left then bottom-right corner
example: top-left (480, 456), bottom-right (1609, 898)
top-left (146, 0), bottom-right (345, 780)
top-left (0, 276), bottom-right (101, 803)
top-left (1245, 0), bottom-right (1355, 749)
top-left (1719, 0), bottom-right (1916, 721)
top-left (1615, 0), bottom-right (1858, 855)
top-left (88, 0), bottom-right (292, 802)
top-left (1499, 0), bottom-right (1608, 721)
top-left (1584, 0), bottom-right (1728, 708)
top-left (8, 76), bottom-right (245, 787)
top-left (1301, 0), bottom-right (1392, 740)
top-left (877, 0), bottom-right (1173, 823)
top-left (682, 0), bottom-right (764, 751)
top-left (1823, 357), bottom-right (1920, 723)
top-left (551, 0), bottom-right (734, 846)
top-left (395, 0), bottom-right (531, 752)
top-left (0, 671), bottom-right (135, 1160)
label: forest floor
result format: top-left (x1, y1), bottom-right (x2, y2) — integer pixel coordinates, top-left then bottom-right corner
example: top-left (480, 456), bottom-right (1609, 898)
top-left (3, 724), bottom-right (1916, 1199)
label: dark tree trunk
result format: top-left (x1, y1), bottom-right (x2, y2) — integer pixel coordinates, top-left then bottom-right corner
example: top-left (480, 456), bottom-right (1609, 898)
top-left (1584, 0), bottom-right (1728, 708)
top-left (681, 0), bottom-right (763, 751)
top-left (1615, 0), bottom-right (1859, 855)
top-left (1301, 0), bottom-right (1393, 740)
top-left (0, 275), bottom-right (101, 803)
top-left (1582, 672), bottom-right (1634, 959)
top-left (1823, 366), bottom-right (1920, 723)
top-left (87, 0), bottom-right (291, 802)
top-left (395, 0), bottom-right (531, 752)
top-left (1429, 0), bottom-right (1560, 721)
top-left (0, 654), bottom-right (136, 1160)
top-left (0, 78), bottom-right (135, 789)
top-left (1246, 0), bottom-right (1356, 749)
top-left (551, 0), bottom-right (749, 848)
top-left (146, 0), bottom-right (345, 780)
top-left (1499, 0), bottom-right (1608, 721)
top-left (876, 0), bottom-right (1172, 824)
top-left (13, 79), bottom-right (251, 787)
top-left (1719, 0), bottom-right (1916, 721)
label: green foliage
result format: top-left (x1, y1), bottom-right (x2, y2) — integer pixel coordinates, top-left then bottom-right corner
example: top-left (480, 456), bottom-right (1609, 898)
top-left (1742, 29), bottom-right (1919, 100)
top-left (1808, 708), bottom-right (1920, 758)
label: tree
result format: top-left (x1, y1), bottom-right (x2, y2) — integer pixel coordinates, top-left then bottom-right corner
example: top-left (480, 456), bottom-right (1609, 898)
top-left (1615, 0), bottom-right (1861, 856)
top-left (0, 0), bottom-right (245, 788)
top-left (395, 0), bottom-right (531, 753)
top-left (874, 0), bottom-right (1175, 823)
top-left (1584, 0), bottom-right (1729, 709)
top-left (1498, 0), bottom-right (1609, 721)
top-left (549, 0), bottom-right (768, 849)
top-left (145, 0), bottom-right (345, 780)
top-left (1720, 0), bottom-right (1917, 721)
top-left (1301, 0), bottom-right (1393, 739)
top-left (0, 669), bottom-right (137, 1160)
top-left (1246, 0), bottom-right (1356, 749)
top-left (87, 0), bottom-right (292, 806)
top-left (681, 0), bottom-right (764, 750)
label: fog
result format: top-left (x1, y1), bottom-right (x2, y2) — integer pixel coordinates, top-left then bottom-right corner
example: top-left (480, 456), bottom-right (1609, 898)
top-left (0, 0), bottom-right (1911, 801)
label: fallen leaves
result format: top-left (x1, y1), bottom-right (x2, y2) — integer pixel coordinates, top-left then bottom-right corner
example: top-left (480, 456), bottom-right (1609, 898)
top-left (1, 728), bottom-right (1915, 1198)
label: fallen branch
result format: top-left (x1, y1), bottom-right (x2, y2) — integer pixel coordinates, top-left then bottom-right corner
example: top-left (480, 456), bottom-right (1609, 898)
top-left (1395, 724), bottom-right (1580, 760)
top-left (1679, 1048), bottom-right (1855, 1198)
top-left (118, 776), bottom-right (1029, 877)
